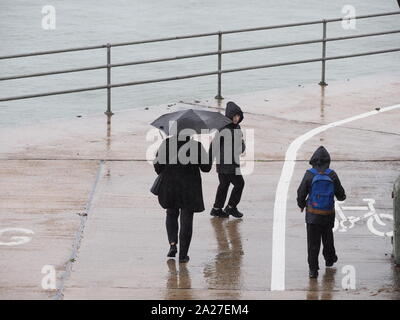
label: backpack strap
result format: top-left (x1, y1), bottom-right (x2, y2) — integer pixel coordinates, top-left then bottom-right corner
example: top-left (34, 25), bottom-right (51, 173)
top-left (308, 168), bottom-right (332, 175)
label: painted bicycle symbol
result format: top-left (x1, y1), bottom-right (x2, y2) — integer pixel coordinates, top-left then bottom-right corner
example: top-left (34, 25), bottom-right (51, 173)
top-left (333, 199), bottom-right (393, 237)
top-left (0, 228), bottom-right (34, 246)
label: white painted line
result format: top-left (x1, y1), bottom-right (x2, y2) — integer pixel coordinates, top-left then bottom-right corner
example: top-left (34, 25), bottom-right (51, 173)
top-left (270, 104), bottom-right (400, 291)
top-left (340, 206), bottom-right (369, 211)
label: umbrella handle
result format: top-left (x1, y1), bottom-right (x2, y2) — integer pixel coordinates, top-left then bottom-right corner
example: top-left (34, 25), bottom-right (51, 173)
top-left (158, 129), bottom-right (165, 139)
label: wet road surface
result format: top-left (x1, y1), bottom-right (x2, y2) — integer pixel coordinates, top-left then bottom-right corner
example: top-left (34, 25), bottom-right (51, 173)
top-left (0, 73), bottom-right (399, 299)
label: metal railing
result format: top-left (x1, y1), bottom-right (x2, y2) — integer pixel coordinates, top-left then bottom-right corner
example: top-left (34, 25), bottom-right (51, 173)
top-left (0, 10), bottom-right (399, 116)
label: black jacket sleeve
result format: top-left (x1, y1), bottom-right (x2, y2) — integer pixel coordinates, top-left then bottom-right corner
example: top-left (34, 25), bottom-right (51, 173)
top-left (153, 140), bottom-right (167, 175)
top-left (208, 132), bottom-right (223, 166)
top-left (153, 151), bottom-right (165, 175)
top-left (330, 170), bottom-right (346, 201)
top-left (237, 125), bottom-right (246, 154)
top-left (297, 171), bottom-right (312, 209)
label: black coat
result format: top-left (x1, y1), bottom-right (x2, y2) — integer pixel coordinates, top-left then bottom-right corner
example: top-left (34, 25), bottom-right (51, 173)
top-left (297, 146), bottom-right (346, 227)
top-left (153, 137), bottom-right (211, 212)
top-left (210, 101), bottom-right (246, 174)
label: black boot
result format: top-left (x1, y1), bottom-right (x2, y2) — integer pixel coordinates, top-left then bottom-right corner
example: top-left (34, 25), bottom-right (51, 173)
top-left (219, 208), bottom-right (229, 218)
top-left (210, 207), bottom-right (223, 217)
top-left (214, 207), bottom-right (228, 218)
top-left (225, 205), bottom-right (243, 218)
top-left (325, 255), bottom-right (338, 267)
top-left (179, 256), bottom-right (190, 263)
top-left (167, 244), bottom-right (177, 257)
top-left (309, 270), bottom-right (319, 278)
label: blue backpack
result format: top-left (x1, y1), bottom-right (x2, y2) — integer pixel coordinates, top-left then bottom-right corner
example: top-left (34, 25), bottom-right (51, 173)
top-left (307, 168), bottom-right (335, 212)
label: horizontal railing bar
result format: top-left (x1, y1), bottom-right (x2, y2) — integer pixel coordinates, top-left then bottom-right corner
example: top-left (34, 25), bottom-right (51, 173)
top-left (0, 85), bottom-right (108, 102)
top-left (222, 38), bottom-right (323, 53)
top-left (0, 45), bottom-right (106, 60)
top-left (0, 64), bottom-right (107, 81)
top-left (110, 51), bottom-right (218, 67)
top-left (326, 29), bottom-right (400, 42)
top-left (324, 47), bottom-right (400, 61)
top-left (110, 71), bottom-right (219, 88)
top-left (219, 11), bottom-right (400, 35)
top-left (0, 71), bottom-right (220, 102)
top-left (221, 47), bottom-right (400, 74)
top-left (110, 32), bottom-right (220, 47)
top-left (0, 11), bottom-right (398, 60)
top-left (324, 10), bottom-right (400, 23)
top-left (1, 46), bottom-right (398, 103)
top-left (221, 57), bottom-right (323, 74)
top-left (221, 20), bottom-right (324, 35)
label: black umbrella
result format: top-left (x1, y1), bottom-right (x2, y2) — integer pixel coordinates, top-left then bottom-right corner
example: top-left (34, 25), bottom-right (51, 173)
top-left (150, 109), bottom-right (231, 135)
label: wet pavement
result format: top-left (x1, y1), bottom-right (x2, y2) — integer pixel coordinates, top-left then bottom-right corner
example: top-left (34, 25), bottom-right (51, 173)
top-left (0, 73), bottom-right (399, 299)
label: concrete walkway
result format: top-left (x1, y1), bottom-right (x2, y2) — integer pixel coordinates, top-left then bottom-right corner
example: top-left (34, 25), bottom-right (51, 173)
top-left (0, 73), bottom-right (399, 299)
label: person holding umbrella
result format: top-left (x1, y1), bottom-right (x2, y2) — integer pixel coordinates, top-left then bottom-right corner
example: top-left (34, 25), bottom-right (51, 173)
top-left (151, 109), bottom-right (231, 263)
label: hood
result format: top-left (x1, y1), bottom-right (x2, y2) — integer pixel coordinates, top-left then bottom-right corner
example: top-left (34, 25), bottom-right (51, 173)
top-left (225, 101), bottom-right (244, 124)
top-left (309, 146), bottom-right (331, 171)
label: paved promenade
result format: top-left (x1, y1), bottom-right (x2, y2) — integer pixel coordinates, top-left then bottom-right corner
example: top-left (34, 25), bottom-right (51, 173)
top-left (0, 73), bottom-right (399, 299)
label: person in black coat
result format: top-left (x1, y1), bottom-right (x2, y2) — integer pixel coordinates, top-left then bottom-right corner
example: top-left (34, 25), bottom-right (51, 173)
top-left (297, 146), bottom-right (346, 278)
top-left (209, 101), bottom-right (246, 219)
top-left (154, 135), bottom-right (211, 263)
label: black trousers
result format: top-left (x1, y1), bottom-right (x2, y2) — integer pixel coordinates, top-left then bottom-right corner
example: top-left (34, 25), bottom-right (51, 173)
top-left (166, 208), bottom-right (194, 258)
top-left (306, 223), bottom-right (337, 271)
top-left (213, 173), bottom-right (245, 208)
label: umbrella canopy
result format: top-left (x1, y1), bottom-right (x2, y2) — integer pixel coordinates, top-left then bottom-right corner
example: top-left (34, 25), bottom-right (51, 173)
top-left (150, 109), bottom-right (231, 135)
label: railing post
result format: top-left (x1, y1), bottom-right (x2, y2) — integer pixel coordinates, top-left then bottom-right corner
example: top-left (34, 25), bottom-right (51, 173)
top-left (105, 43), bottom-right (114, 116)
top-left (393, 176), bottom-right (400, 265)
top-left (319, 20), bottom-right (328, 86)
top-left (215, 32), bottom-right (224, 100)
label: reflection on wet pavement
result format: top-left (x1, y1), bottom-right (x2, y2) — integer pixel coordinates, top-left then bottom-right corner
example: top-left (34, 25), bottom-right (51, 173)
top-left (306, 268), bottom-right (337, 300)
top-left (165, 259), bottom-right (193, 299)
top-left (106, 114), bottom-right (112, 152)
top-left (203, 218), bottom-right (244, 297)
top-left (319, 86), bottom-right (325, 143)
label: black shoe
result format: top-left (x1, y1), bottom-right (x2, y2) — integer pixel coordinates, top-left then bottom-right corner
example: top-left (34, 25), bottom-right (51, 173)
top-left (179, 256), bottom-right (190, 263)
top-left (309, 270), bottom-right (319, 278)
top-left (326, 255), bottom-right (338, 267)
top-left (225, 206), bottom-right (243, 218)
top-left (219, 209), bottom-right (230, 218)
top-left (167, 244), bottom-right (177, 257)
top-left (210, 208), bottom-right (223, 217)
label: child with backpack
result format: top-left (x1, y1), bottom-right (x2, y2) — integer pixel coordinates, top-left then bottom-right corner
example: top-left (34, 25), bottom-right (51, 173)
top-left (297, 146), bottom-right (346, 278)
